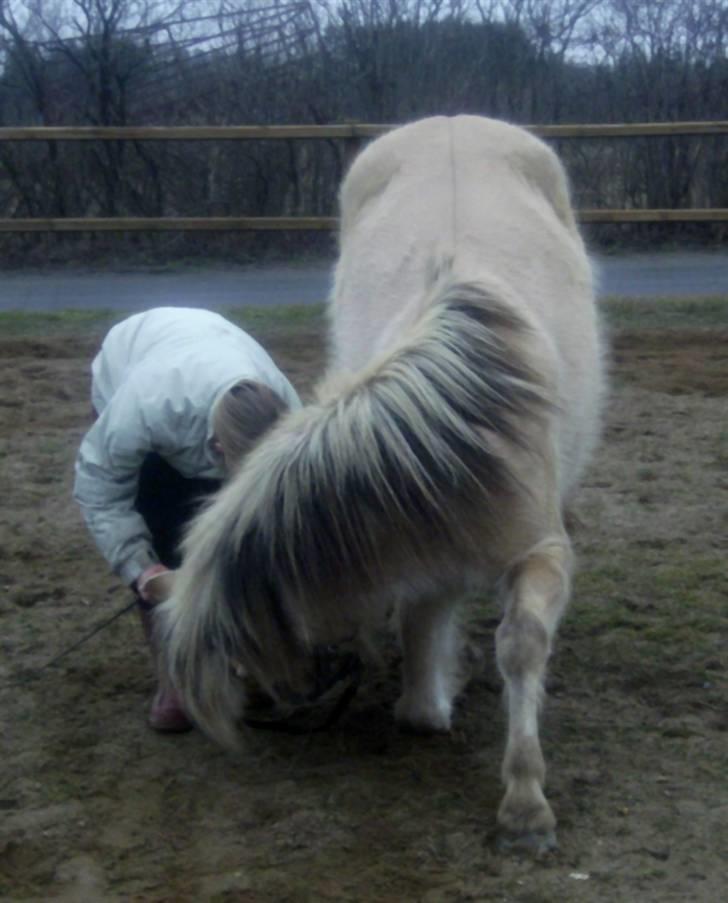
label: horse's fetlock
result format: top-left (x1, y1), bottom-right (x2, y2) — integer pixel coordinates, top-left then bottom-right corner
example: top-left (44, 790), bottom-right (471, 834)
top-left (503, 736), bottom-right (546, 784)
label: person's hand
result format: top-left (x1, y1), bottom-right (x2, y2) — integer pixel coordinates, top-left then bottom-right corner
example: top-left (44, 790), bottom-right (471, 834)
top-left (137, 565), bottom-right (176, 605)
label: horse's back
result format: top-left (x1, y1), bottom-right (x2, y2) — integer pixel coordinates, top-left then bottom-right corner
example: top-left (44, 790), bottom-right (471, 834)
top-left (329, 115), bottom-right (604, 498)
top-left (331, 115), bottom-right (591, 353)
top-left (340, 115), bottom-right (575, 236)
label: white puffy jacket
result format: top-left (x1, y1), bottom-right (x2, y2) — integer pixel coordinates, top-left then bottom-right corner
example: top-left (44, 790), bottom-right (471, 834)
top-left (73, 307), bottom-right (301, 586)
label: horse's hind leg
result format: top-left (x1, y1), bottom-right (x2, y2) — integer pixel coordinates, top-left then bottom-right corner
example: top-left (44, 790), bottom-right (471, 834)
top-left (496, 534), bottom-right (573, 853)
top-left (395, 594), bottom-right (460, 733)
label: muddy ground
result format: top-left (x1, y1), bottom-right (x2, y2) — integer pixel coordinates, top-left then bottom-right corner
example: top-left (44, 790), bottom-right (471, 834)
top-left (0, 303), bottom-right (726, 902)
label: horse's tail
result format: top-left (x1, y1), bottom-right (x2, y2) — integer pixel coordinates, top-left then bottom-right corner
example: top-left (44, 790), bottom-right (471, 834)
top-left (157, 280), bottom-right (554, 747)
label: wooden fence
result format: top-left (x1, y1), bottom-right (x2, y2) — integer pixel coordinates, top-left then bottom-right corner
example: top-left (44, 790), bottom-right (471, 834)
top-left (1, 120), bottom-right (727, 232)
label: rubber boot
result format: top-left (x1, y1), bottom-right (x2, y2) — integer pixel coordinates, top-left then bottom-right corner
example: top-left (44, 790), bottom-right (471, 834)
top-left (136, 600), bottom-right (193, 733)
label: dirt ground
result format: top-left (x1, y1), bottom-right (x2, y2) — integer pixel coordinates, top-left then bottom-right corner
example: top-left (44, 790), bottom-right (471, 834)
top-left (0, 305), bottom-right (726, 902)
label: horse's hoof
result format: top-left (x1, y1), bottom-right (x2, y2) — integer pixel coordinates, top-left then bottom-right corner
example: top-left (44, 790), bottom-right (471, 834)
top-left (496, 828), bottom-right (558, 857)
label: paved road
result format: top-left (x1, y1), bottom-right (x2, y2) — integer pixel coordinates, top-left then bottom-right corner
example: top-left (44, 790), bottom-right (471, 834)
top-left (1, 251), bottom-right (726, 312)
top-left (592, 251), bottom-right (728, 300)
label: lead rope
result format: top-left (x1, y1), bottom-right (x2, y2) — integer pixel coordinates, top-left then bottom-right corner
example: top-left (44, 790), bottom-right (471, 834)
top-left (1, 598), bottom-right (138, 689)
top-left (4, 602), bottom-right (362, 735)
top-left (242, 655), bottom-right (362, 735)
top-left (242, 674), bottom-right (361, 734)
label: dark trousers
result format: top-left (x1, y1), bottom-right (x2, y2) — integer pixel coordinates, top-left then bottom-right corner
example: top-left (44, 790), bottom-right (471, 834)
top-left (134, 453), bottom-right (222, 569)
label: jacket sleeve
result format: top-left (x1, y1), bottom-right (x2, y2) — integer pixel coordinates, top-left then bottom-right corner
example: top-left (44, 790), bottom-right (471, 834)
top-left (73, 382), bottom-right (159, 587)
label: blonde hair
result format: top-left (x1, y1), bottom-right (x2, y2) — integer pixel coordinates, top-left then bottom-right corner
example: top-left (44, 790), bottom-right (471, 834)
top-left (212, 380), bottom-right (288, 470)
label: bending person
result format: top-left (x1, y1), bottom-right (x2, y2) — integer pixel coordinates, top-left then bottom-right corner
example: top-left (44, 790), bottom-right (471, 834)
top-left (73, 307), bottom-right (300, 732)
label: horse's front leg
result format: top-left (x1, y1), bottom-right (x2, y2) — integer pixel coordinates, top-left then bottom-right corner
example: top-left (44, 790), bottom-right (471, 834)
top-left (395, 594), bottom-right (460, 733)
top-left (495, 536), bottom-right (573, 853)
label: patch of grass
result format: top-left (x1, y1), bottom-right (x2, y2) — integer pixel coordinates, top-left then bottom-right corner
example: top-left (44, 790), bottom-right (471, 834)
top-left (0, 309), bottom-right (122, 338)
top-left (2, 297), bottom-right (725, 342)
top-left (602, 296), bottom-right (728, 330)
top-left (225, 303), bottom-right (326, 344)
top-left (225, 303), bottom-right (325, 326)
top-left (714, 432), bottom-right (728, 468)
top-left (569, 553), bottom-right (727, 671)
top-left (0, 304), bottom-right (326, 343)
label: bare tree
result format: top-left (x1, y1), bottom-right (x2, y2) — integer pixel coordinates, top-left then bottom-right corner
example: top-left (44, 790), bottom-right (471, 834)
top-left (1, 0), bottom-right (726, 255)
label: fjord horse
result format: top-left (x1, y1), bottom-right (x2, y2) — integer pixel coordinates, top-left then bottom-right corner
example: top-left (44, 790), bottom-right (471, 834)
top-left (158, 115), bottom-right (605, 852)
